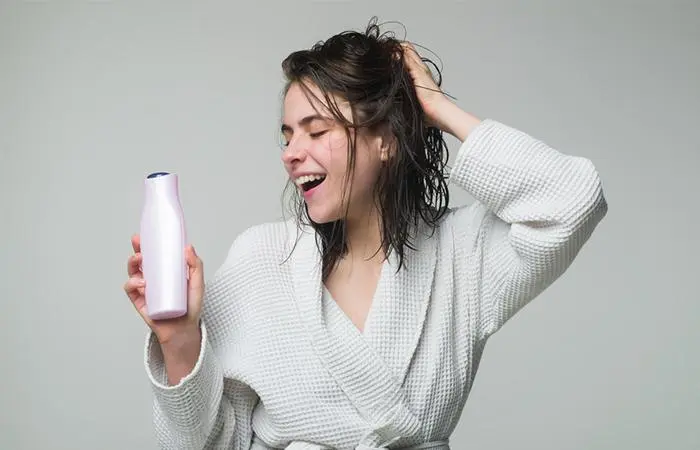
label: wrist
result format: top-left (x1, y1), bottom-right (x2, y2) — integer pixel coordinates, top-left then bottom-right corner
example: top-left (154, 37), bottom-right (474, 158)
top-left (432, 98), bottom-right (481, 142)
top-left (158, 326), bottom-right (202, 385)
top-left (158, 324), bottom-right (201, 360)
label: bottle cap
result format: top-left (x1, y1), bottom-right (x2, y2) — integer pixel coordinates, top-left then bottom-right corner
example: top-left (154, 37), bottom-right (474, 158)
top-left (147, 171), bottom-right (170, 179)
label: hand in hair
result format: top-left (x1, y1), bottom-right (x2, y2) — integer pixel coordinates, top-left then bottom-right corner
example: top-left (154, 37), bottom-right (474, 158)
top-left (400, 42), bottom-right (448, 128)
top-left (400, 42), bottom-right (481, 141)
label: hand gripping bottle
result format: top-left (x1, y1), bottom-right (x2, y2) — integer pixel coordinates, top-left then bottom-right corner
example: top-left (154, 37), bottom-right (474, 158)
top-left (139, 171), bottom-right (188, 320)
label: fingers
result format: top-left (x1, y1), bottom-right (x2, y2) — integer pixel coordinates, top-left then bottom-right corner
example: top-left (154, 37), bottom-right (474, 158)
top-left (126, 241), bottom-right (200, 298)
top-left (400, 41), bottom-right (415, 52)
top-left (131, 234), bottom-right (141, 253)
top-left (400, 42), bottom-right (430, 75)
top-left (123, 276), bottom-right (145, 300)
top-left (401, 41), bottom-right (421, 62)
top-left (125, 247), bottom-right (144, 300)
top-left (185, 245), bottom-right (202, 271)
top-left (184, 245), bottom-right (205, 310)
top-left (127, 252), bottom-right (142, 276)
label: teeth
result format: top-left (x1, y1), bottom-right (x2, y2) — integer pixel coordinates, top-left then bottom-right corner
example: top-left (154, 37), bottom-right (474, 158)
top-left (294, 174), bottom-right (326, 186)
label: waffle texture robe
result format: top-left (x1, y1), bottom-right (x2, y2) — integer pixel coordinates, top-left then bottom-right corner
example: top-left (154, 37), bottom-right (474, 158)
top-left (144, 119), bottom-right (608, 449)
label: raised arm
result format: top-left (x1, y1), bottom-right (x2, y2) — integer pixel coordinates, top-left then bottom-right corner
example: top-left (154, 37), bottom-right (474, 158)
top-left (438, 102), bottom-right (607, 337)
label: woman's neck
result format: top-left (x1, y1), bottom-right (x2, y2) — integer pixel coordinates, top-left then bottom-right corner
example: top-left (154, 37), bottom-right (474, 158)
top-left (344, 207), bottom-right (384, 263)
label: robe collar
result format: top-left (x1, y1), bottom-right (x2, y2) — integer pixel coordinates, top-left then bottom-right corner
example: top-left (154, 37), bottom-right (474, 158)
top-left (285, 220), bottom-right (438, 443)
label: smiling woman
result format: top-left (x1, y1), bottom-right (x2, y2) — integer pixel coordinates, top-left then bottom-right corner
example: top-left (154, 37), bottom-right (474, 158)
top-left (279, 28), bottom-right (453, 281)
top-left (280, 113), bottom-right (333, 201)
top-left (124, 16), bottom-right (608, 450)
top-left (295, 173), bottom-right (326, 194)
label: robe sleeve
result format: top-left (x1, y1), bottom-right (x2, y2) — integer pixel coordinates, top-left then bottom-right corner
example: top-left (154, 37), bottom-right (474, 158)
top-left (447, 119), bottom-right (608, 338)
top-left (143, 240), bottom-right (259, 449)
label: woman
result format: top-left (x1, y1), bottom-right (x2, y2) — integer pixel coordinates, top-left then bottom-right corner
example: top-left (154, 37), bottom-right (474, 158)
top-left (124, 20), bottom-right (607, 450)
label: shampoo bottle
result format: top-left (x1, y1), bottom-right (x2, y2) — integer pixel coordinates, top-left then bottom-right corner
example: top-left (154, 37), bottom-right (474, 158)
top-left (139, 171), bottom-right (188, 320)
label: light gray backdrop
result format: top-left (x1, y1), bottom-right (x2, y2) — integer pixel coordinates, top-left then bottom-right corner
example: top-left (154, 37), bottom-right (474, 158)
top-left (1, 1), bottom-right (698, 449)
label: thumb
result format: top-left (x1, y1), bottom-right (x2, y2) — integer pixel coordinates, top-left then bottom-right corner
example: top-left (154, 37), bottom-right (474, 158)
top-left (185, 245), bottom-right (204, 290)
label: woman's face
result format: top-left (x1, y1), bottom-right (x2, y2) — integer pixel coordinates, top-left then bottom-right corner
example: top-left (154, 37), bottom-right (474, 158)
top-left (281, 81), bottom-right (388, 224)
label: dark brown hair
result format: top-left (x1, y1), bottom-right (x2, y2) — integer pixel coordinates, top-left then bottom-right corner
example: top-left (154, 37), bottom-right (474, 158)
top-left (281, 17), bottom-right (450, 280)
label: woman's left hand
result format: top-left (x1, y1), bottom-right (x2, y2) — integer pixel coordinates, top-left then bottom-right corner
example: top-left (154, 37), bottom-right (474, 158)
top-left (400, 42), bottom-right (449, 128)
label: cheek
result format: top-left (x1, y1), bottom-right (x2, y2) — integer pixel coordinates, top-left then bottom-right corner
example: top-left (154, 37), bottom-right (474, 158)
top-left (315, 132), bottom-right (380, 199)
top-left (351, 140), bottom-right (382, 181)
top-left (325, 134), bottom-right (350, 173)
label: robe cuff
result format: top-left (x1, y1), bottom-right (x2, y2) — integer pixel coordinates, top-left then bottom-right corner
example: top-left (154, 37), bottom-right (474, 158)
top-left (144, 322), bottom-right (224, 430)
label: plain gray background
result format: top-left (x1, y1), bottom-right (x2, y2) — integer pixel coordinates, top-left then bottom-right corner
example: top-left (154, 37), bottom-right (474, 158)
top-left (1, 1), bottom-right (698, 449)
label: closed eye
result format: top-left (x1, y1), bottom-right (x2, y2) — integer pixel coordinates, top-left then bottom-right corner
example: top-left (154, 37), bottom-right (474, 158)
top-left (280, 129), bottom-right (328, 148)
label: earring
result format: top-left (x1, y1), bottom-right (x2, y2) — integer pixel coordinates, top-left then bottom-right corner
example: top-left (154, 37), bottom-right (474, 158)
top-left (380, 148), bottom-right (388, 161)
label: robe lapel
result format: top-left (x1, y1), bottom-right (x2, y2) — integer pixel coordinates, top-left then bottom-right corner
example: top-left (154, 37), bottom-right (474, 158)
top-left (288, 224), bottom-right (425, 444)
top-left (363, 225), bottom-right (438, 387)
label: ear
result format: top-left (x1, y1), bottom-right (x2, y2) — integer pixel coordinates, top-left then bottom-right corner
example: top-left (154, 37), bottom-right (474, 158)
top-left (379, 145), bottom-right (389, 162)
top-left (378, 126), bottom-right (396, 162)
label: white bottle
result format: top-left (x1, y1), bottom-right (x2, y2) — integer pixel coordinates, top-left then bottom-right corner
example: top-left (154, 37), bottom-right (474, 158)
top-left (139, 171), bottom-right (188, 320)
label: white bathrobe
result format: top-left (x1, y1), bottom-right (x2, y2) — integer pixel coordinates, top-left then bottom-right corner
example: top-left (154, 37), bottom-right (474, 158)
top-left (144, 119), bottom-right (608, 449)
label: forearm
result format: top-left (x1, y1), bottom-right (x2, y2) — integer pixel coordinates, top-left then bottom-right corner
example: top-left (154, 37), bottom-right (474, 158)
top-left (145, 322), bottom-right (242, 448)
top-left (431, 97), bottom-right (482, 142)
top-left (445, 118), bottom-right (607, 335)
top-left (434, 97), bottom-right (605, 224)
top-left (449, 117), bottom-right (606, 227)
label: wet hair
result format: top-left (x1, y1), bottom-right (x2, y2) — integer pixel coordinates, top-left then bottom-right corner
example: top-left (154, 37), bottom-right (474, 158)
top-left (281, 17), bottom-right (450, 280)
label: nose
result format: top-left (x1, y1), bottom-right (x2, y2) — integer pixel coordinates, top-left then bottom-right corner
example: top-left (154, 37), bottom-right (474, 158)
top-left (281, 138), bottom-right (307, 166)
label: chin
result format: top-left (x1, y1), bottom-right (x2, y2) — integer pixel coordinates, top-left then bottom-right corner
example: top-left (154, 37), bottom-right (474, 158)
top-left (306, 203), bottom-right (342, 225)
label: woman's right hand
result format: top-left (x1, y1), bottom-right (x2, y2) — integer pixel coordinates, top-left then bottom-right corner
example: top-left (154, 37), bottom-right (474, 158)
top-left (123, 234), bottom-right (205, 348)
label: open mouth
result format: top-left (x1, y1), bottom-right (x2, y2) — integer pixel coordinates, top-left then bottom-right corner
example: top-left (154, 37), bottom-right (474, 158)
top-left (295, 174), bottom-right (326, 192)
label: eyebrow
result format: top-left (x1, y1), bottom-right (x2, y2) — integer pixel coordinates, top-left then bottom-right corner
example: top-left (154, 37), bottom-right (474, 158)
top-left (280, 114), bottom-right (330, 133)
